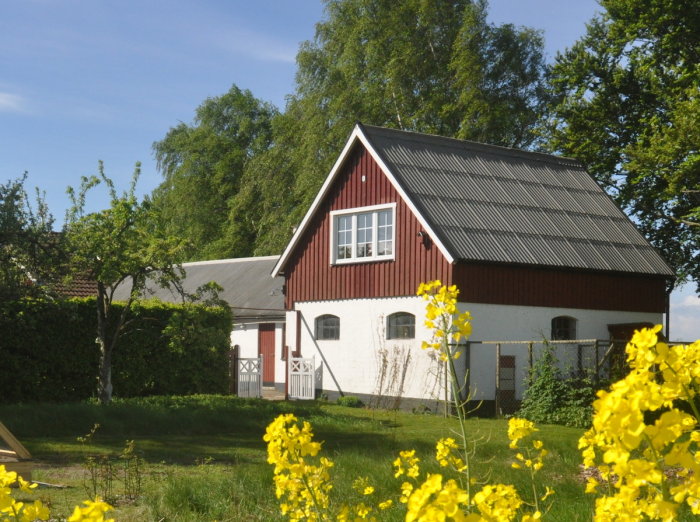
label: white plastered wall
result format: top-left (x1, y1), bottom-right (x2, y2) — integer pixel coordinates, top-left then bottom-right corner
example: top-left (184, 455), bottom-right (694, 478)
top-left (231, 324), bottom-right (259, 359)
top-left (294, 297), bottom-right (663, 402)
top-left (295, 297), bottom-right (443, 402)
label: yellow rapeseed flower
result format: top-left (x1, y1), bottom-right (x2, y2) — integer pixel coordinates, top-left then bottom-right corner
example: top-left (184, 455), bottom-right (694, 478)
top-left (581, 326), bottom-right (700, 520)
top-left (67, 498), bottom-right (114, 522)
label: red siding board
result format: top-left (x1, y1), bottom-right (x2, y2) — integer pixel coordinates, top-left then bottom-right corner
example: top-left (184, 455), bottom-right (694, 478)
top-left (284, 146), bottom-right (452, 308)
top-left (283, 143), bottom-right (666, 314)
top-left (452, 263), bottom-right (666, 313)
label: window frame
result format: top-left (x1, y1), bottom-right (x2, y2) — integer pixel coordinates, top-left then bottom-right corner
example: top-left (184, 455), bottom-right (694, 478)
top-left (315, 314), bottom-right (340, 341)
top-left (551, 316), bottom-right (577, 341)
top-left (386, 312), bottom-right (415, 340)
top-left (329, 203), bottom-right (396, 265)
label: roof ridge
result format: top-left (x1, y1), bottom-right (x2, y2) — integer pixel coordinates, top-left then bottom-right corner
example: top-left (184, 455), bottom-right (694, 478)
top-left (183, 255), bottom-right (280, 267)
top-left (360, 124), bottom-right (581, 167)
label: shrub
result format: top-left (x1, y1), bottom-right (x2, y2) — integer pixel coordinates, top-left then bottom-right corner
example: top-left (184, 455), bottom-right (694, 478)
top-left (517, 343), bottom-right (599, 428)
top-left (337, 395), bottom-right (364, 408)
top-left (0, 298), bottom-right (232, 403)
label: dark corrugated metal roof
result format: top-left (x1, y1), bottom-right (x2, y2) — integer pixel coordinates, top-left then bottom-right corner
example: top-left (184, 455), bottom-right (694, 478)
top-left (362, 125), bottom-right (673, 277)
top-left (113, 256), bottom-right (285, 320)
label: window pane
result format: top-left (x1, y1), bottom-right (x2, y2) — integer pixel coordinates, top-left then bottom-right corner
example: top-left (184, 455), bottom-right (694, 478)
top-left (551, 316), bottom-right (576, 340)
top-left (356, 213), bottom-right (372, 257)
top-left (333, 207), bottom-right (393, 262)
top-left (377, 209), bottom-right (392, 256)
top-left (337, 216), bottom-right (352, 259)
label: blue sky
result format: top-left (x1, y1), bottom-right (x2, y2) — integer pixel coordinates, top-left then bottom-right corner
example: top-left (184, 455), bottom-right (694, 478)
top-left (2, 0), bottom-right (698, 340)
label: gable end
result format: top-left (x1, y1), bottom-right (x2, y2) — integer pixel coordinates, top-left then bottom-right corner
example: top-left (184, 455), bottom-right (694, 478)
top-left (282, 144), bottom-right (452, 308)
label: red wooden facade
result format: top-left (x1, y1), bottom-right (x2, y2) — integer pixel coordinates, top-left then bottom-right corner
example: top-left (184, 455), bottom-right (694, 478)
top-left (452, 263), bottom-right (666, 313)
top-left (282, 142), bottom-right (667, 314)
top-left (283, 144), bottom-right (452, 309)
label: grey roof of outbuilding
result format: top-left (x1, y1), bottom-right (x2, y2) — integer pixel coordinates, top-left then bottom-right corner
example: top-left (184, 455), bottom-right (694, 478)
top-left (114, 256), bottom-right (285, 321)
top-left (362, 125), bottom-right (673, 277)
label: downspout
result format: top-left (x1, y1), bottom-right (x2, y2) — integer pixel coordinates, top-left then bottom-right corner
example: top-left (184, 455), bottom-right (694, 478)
top-left (665, 285), bottom-right (672, 341)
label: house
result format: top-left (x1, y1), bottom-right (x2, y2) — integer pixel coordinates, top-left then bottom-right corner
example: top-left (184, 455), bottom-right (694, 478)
top-left (114, 256), bottom-right (286, 388)
top-left (271, 124), bottom-right (674, 411)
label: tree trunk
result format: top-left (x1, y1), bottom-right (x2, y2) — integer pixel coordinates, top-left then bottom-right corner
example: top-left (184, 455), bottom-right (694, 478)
top-left (96, 283), bottom-right (113, 404)
top-left (97, 337), bottom-right (113, 404)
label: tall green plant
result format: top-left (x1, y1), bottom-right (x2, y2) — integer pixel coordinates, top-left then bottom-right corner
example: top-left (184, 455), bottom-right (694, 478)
top-left (65, 163), bottom-right (186, 404)
top-left (152, 1), bottom-right (552, 257)
top-left (0, 298), bottom-right (231, 403)
top-left (0, 174), bottom-right (64, 300)
top-left (517, 344), bottom-right (596, 428)
top-left (152, 85), bottom-right (278, 260)
top-left (262, 0), bottom-right (551, 253)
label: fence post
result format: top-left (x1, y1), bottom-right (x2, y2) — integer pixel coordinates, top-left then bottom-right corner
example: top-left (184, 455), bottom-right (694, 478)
top-left (594, 339), bottom-right (599, 384)
top-left (495, 343), bottom-right (501, 418)
top-left (229, 345), bottom-right (239, 395)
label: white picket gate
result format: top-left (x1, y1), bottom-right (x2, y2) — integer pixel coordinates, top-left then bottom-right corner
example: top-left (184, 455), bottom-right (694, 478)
top-left (237, 357), bottom-right (263, 398)
top-left (289, 356), bottom-right (315, 400)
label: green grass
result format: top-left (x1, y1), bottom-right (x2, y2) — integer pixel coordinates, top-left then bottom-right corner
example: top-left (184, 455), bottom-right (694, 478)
top-left (1, 395), bottom-right (594, 521)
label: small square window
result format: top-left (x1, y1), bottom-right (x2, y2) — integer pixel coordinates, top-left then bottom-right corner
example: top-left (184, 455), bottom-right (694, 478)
top-left (551, 316), bottom-right (576, 340)
top-left (387, 312), bottom-right (415, 340)
top-left (315, 314), bottom-right (340, 340)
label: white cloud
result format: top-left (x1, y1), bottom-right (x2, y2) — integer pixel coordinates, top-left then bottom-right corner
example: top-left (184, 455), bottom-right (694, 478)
top-left (671, 312), bottom-right (700, 342)
top-left (211, 28), bottom-right (297, 64)
top-left (681, 294), bottom-right (700, 308)
top-left (0, 92), bottom-right (25, 112)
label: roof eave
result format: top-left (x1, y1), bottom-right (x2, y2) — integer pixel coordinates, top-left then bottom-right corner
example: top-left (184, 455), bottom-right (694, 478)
top-left (356, 125), bottom-right (455, 264)
top-left (272, 125), bottom-right (366, 277)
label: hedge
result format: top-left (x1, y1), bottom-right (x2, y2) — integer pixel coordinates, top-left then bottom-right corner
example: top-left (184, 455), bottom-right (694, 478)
top-left (0, 298), bottom-right (232, 403)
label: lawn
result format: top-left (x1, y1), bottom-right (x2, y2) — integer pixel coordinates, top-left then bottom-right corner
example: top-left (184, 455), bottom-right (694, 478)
top-left (1, 395), bottom-right (593, 521)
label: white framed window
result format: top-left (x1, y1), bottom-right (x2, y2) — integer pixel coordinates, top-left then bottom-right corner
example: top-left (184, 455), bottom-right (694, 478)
top-left (330, 203), bottom-right (396, 264)
top-left (315, 314), bottom-right (340, 340)
top-left (551, 316), bottom-right (577, 340)
top-left (387, 312), bottom-right (415, 340)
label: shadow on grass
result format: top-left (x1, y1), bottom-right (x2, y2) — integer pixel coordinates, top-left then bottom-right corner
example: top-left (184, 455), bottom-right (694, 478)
top-left (1, 395), bottom-right (431, 467)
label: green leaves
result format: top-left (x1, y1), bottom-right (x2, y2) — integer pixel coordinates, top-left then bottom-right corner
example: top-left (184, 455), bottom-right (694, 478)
top-left (150, 2), bottom-right (552, 259)
top-left (517, 345), bottom-right (596, 429)
top-left (65, 162), bottom-right (184, 291)
top-left (0, 174), bottom-right (63, 301)
top-left (0, 298), bottom-right (231, 403)
top-left (152, 85), bottom-right (277, 261)
top-left (252, 0), bottom-right (551, 253)
top-left (65, 162), bottom-right (188, 403)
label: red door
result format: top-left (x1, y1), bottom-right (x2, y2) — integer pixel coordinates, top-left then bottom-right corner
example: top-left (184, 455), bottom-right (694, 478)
top-left (259, 324), bottom-right (276, 385)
